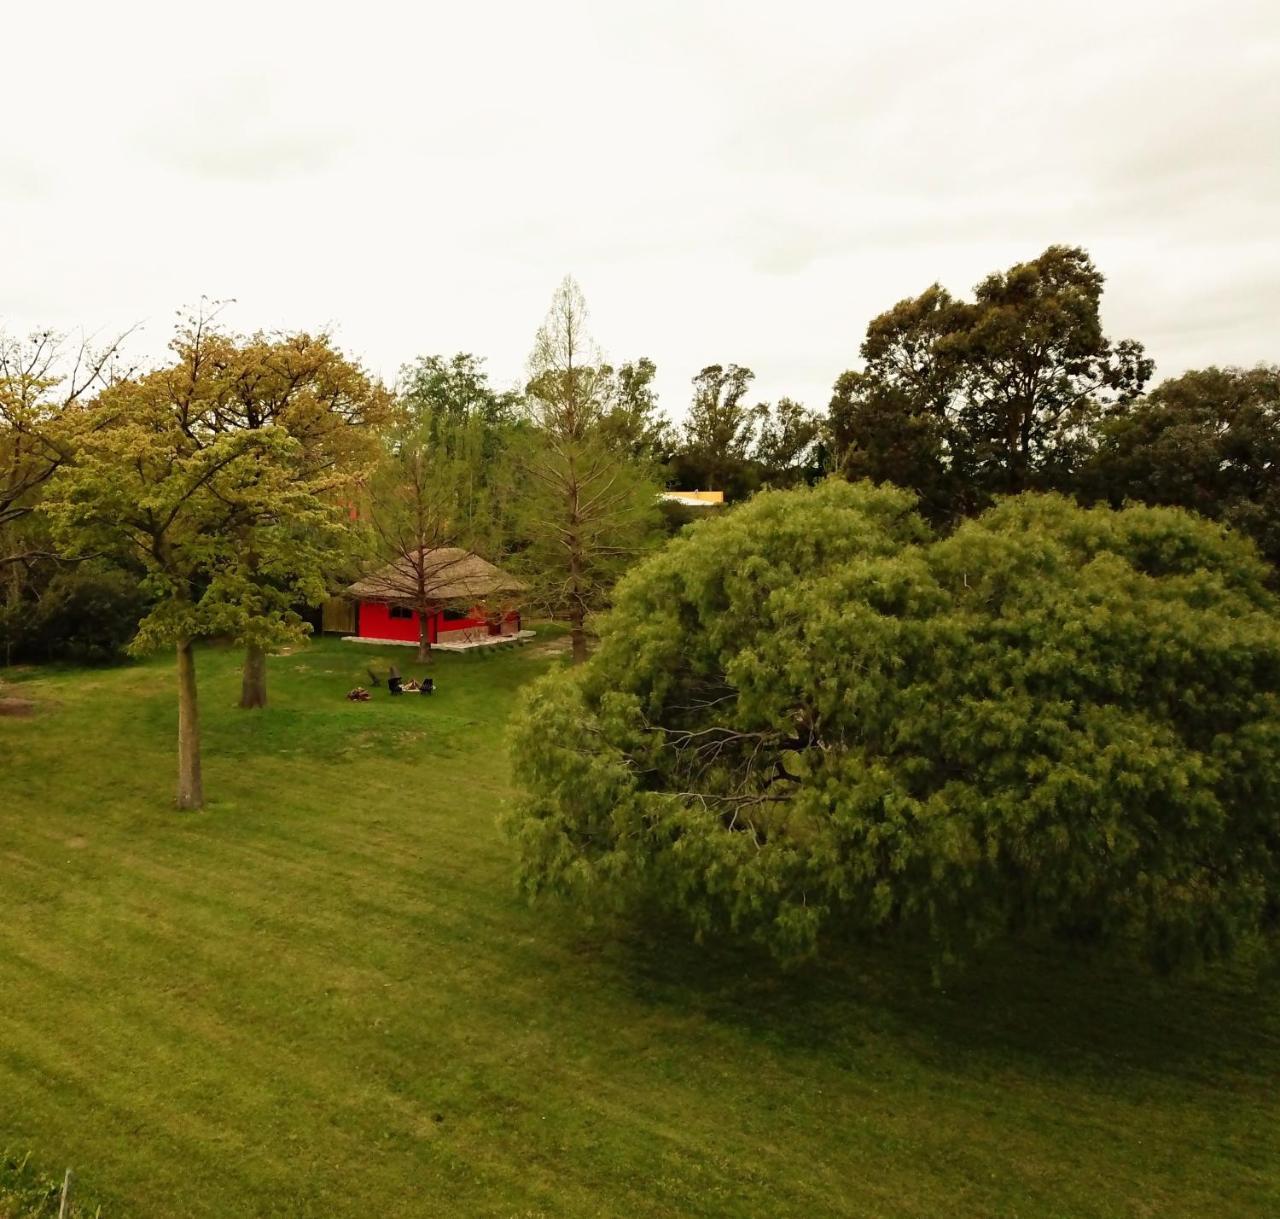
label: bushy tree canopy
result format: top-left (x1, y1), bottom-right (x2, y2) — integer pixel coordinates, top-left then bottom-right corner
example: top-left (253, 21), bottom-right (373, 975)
top-left (1086, 365), bottom-right (1280, 567)
top-left (599, 356), bottom-right (673, 463)
top-left (829, 246), bottom-right (1152, 522)
top-left (674, 363), bottom-right (824, 498)
top-left (679, 363), bottom-right (758, 494)
top-left (44, 314), bottom-right (351, 807)
top-left (507, 481), bottom-right (1280, 970)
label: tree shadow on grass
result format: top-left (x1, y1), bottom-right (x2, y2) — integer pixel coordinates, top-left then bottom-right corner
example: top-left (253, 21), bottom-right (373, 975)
top-left (575, 914), bottom-right (1280, 1089)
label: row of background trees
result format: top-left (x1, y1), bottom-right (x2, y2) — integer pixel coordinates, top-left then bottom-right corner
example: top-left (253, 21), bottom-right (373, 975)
top-left (826, 245), bottom-right (1279, 566)
top-left (2, 250), bottom-right (1277, 807)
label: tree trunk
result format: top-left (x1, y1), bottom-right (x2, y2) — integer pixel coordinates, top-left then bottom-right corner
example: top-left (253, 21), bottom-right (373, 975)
top-left (417, 610), bottom-right (432, 663)
top-left (567, 510), bottom-right (588, 665)
top-left (239, 644), bottom-right (268, 709)
top-left (570, 606), bottom-right (588, 665)
top-left (176, 638), bottom-right (204, 811)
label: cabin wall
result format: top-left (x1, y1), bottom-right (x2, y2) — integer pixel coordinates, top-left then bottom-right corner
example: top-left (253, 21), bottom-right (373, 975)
top-left (357, 601), bottom-right (420, 643)
top-left (353, 602), bottom-right (520, 643)
top-left (321, 597), bottom-right (357, 634)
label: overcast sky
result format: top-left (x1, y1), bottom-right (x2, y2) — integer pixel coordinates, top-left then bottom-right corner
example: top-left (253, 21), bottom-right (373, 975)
top-left (2, 0), bottom-right (1277, 417)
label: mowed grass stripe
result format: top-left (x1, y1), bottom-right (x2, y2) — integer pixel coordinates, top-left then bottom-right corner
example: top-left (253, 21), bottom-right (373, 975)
top-left (2, 636), bottom-right (1279, 1217)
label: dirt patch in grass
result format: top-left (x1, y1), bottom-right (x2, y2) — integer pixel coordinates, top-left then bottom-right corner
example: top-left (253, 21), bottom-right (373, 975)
top-left (0, 696), bottom-right (36, 716)
top-left (526, 636), bottom-right (573, 658)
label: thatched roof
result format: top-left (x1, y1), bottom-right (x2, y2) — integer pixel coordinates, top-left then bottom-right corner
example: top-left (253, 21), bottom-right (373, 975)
top-left (344, 547), bottom-right (526, 606)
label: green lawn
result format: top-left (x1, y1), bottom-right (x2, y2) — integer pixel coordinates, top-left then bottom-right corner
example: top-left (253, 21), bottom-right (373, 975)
top-left (1, 636), bottom-right (1277, 1218)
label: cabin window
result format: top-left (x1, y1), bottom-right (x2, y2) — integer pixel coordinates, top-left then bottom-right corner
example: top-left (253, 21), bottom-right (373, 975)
top-left (443, 608), bottom-right (469, 622)
top-left (389, 606), bottom-right (413, 620)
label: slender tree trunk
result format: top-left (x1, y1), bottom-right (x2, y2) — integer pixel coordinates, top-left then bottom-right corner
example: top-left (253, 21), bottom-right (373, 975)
top-left (417, 609), bottom-right (432, 663)
top-left (570, 605), bottom-right (588, 665)
top-left (176, 638), bottom-right (204, 811)
top-left (567, 537), bottom-right (588, 665)
top-left (566, 462), bottom-right (590, 666)
top-left (239, 644), bottom-right (268, 709)
top-left (1005, 410), bottom-right (1021, 494)
top-left (1017, 399), bottom-right (1034, 493)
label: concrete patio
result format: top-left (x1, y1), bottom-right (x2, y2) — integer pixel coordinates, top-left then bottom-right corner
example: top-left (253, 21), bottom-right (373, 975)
top-left (340, 629), bottom-right (536, 652)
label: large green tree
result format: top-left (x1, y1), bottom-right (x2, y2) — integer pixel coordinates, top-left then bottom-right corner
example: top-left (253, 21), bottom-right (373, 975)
top-left (672, 364), bottom-right (823, 499)
top-left (364, 355), bottom-right (522, 661)
top-left (203, 327), bottom-right (392, 707)
top-left (390, 352), bottom-right (522, 556)
top-left (675, 363), bottom-right (759, 498)
top-left (45, 317), bottom-right (327, 809)
top-left (599, 356), bottom-right (673, 464)
top-left (752, 396), bottom-right (824, 488)
top-left (517, 277), bottom-right (662, 664)
top-left (827, 284), bottom-right (974, 522)
top-left (1086, 365), bottom-right (1280, 567)
top-left (398, 352), bottom-right (522, 447)
top-left (507, 481), bottom-right (1280, 971)
top-left (958, 245), bottom-right (1152, 494)
top-left (829, 246), bottom-right (1152, 520)
top-left (1, 327), bottom-right (132, 569)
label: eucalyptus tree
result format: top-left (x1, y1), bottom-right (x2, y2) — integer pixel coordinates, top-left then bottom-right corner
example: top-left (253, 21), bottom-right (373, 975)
top-left (829, 246), bottom-right (1151, 520)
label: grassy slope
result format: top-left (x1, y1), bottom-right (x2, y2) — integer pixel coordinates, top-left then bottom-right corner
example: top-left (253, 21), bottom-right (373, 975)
top-left (0, 636), bottom-right (1277, 1219)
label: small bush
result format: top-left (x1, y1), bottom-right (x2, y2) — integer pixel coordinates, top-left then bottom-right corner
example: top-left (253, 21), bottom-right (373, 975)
top-left (0, 1151), bottom-right (99, 1218)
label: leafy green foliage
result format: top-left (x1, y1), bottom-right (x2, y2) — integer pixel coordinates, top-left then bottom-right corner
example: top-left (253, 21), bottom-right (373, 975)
top-left (751, 396), bottom-right (824, 487)
top-left (0, 559), bottom-right (149, 664)
top-left (0, 1151), bottom-right (98, 1218)
top-left (370, 352), bottom-right (524, 596)
top-left (599, 356), bottom-right (673, 463)
top-left (828, 284), bottom-right (975, 522)
top-left (44, 366), bottom-right (315, 656)
top-left (397, 352), bottom-right (522, 435)
top-left (1, 327), bottom-right (129, 566)
top-left (44, 317), bottom-right (378, 661)
top-left (196, 326), bottom-right (392, 701)
top-left (678, 363), bottom-right (759, 495)
top-left (829, 246), bottom-right (1152, 521)
top-left (674, 364), bottom-right (824, 498)
top-left (957, 246), bottom-right (1152, 493)
top-left (1086, 365), bottom-right (1280, 567)
top-left (507, 481), bottom-right (1280, 970)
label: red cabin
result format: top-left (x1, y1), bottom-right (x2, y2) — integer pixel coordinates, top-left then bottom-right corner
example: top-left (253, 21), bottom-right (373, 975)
top-left (328, 547), bottom-right (526, 650)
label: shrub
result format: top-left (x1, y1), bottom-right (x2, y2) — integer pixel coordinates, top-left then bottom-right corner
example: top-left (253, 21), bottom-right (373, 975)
top-left (1, 561), bottom-right (148, 665)
top-left (0, 1150), bottom-right (99, 1217)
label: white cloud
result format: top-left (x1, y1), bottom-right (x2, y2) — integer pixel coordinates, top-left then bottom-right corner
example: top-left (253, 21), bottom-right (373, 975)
top-left (0, 0), bottom-right (1276, 418)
